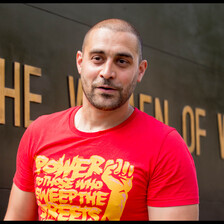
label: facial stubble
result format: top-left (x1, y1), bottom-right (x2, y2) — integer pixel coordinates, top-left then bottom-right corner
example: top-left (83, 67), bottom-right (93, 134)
top-left (81, 75), bottom-right (138, 111)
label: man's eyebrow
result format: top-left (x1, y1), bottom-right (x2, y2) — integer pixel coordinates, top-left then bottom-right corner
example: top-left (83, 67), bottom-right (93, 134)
top-left (116, 52), bottom-right (133, 59)
top-left (89, 49), bottom-right (133, 59)
top-left (89, 49), bottom-right (105, 55)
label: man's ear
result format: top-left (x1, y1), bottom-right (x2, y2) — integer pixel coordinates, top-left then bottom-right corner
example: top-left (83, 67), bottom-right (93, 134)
top-left (137, 59), bottom-right (148, 82)
top-left (76, 51), bottom-right (83, 75)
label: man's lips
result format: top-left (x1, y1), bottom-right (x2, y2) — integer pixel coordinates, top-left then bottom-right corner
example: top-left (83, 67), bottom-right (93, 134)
top-left (95, 85), bottom-right (119, 94)
top-left (97, 85), bottom-right (117, 90)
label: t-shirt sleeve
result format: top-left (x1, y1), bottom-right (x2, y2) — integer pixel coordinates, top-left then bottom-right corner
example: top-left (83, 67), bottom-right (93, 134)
top-left (147, 129), bottom-right (199, 207)
top-left (13, 122), bottom-right (35, 192)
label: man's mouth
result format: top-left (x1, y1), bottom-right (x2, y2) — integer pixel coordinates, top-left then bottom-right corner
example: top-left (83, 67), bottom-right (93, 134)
top-left (98, 85), bottom-right (116, 90)
top-left (96, 85), bottom-right (118, 94)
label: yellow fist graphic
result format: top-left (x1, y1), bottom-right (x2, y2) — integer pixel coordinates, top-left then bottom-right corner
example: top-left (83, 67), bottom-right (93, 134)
top-left (101, 159), bottom-right (134, 220)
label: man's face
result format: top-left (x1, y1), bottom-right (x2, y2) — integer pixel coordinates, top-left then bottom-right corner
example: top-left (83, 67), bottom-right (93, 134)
top-left (77, 27), bottom-right (146, 111)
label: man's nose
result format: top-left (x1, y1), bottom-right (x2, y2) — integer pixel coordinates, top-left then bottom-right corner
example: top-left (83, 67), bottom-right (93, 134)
top-left (99, 60), bottom-right (116, 79)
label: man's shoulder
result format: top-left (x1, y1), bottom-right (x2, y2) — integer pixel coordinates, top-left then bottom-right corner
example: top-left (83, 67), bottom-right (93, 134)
top-left (29, 106), bottom-right (78, 129)
top-left (135, 107), bottom-right (174, 132)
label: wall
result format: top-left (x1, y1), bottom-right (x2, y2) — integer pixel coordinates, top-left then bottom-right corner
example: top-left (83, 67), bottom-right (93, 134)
top-left (0, 3), bottom-right (224, 220)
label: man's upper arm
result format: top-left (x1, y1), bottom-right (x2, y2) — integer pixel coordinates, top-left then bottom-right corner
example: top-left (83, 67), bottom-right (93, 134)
top-left (148, 204), bottom-right (199, 221)
top-left (4, 183), bottom-right (38, 221)
top-left (147, 130), bottom-right (199, 220)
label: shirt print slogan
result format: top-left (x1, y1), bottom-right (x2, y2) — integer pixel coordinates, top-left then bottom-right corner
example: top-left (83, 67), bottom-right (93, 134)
top-left (34, 154), bottom-right (134, 220)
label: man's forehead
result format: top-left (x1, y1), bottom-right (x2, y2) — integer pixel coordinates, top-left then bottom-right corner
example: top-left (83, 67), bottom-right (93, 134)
top-left (88, 27), bottom-right (138, 42)
top-left (84, 28), bottom-right (139, 55)
top-left (82, 19), bottom-right (143, 61)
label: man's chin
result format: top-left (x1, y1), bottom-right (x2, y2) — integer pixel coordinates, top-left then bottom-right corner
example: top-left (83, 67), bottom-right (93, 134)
top-left (84, 92), bottom-right (129, 111)
top-left (90, 100), bottom-right (124, 111)
top-left (92, 104), bottom-right (121, 111)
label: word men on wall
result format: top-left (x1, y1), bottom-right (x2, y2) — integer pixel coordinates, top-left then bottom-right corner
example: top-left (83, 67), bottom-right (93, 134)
top-left (0, 59), bottom-right (224, 160)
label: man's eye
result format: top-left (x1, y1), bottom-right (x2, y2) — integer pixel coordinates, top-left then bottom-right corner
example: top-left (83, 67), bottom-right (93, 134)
top-left (117, 59), bottom-right (129, 66)
top-left (92, 56), bottom-right (103, 63)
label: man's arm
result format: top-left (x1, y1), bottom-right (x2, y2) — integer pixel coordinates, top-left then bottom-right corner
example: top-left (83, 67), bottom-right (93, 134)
top-left (148, 204), bottom-right (199, 221)
top-left (4, 183), bottom-right (38, 220)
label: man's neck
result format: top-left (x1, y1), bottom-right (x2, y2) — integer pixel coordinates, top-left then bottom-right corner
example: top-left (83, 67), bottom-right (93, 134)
top-left (74, 99), bottom-right (134, 133)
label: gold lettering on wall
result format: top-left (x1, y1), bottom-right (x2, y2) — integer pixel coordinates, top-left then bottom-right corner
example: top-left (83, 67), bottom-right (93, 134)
top-left (139, 94), bottom-right (169, 125)
top-left (68, 76), bottom-right (83, 107)
top-left (139, 93), bottom-right (152, 112)
top-left (68, 76), bottom-right (75, 107)
top-left (129, 94), bottom-right (134, 107)
top-left (76, 78), bottom-right (83, 106)
top-left (195, 108), bottom-right (207, 156)
top-left (182, 106), bottom-right (207, 155)
top-left (217, 113), bottom-right (224, 159)
top-left (0, 58), bottom-right (21, 126)
top-left (182, 105), bottom-right (195, 153)
top-left (155, 97), bottom-right (169, 125)
top-left (1, 62), bottom-right (222, 159)
top-left (14, 62), bottom-right (21, 126)
top-left (0, 58), bottom-right (6, 124)
top-left (24, 65), bottom-right (42, 128)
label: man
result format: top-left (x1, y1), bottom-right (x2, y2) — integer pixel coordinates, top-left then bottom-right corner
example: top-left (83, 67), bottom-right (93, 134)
top-left (4, 18), bottom-right (199, 221)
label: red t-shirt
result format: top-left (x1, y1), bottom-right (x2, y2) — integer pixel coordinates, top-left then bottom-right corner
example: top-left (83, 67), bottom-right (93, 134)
top-left (13, 106), bottom-right (199, 220)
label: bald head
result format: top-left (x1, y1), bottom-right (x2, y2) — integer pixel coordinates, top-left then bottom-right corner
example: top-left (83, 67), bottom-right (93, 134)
top-left (82, 18), bottom-right (143, 61)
